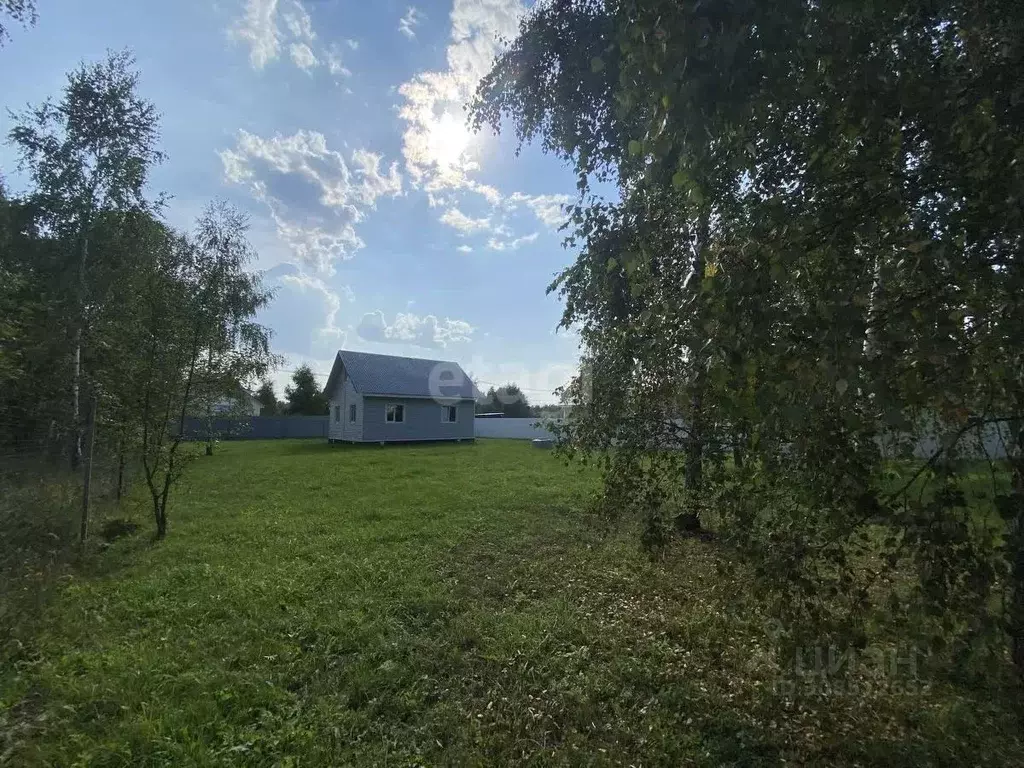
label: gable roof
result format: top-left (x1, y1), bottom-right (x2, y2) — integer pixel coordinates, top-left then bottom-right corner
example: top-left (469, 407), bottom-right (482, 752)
top-left (324, 350), bottom-right (477, 400)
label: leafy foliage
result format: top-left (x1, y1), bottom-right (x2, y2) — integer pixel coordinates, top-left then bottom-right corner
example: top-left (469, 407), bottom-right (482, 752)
top-left (473, 0), bottom-right (1024, 679)
top-left (8, 49), bottom-right (165, 469)
top-left (255, 381), bottom-right (281, 416)
top-left (475, 383), bottom-right (533, 418)
top-left (133, 204), bottom-right (275, 536)
top-left (284, 365), bottom-right (328, 415)
top-left (1, 52), bottom-right (275, 539)
top-left (0, 0), bottom-right (36, 44)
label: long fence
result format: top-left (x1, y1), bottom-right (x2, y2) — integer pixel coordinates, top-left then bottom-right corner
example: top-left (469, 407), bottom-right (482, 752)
top-left (473, 418), bottom-right (558, 440)
top-left (180, 416), bottom-right (329, 440)
top-left (179, 414), bottom-right (1010, 456)
top-left (180, 416), bottom-right (559, 441)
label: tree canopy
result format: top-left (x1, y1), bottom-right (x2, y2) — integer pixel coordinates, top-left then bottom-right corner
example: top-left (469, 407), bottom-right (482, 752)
top-left (0, 0), bottom-right (36, 44)
top-left (285, 365), bottom-right (328, 416)
top-left (1, 51), bottom-right (275, 539)
top-left (473, 0), bottom-right (1024, 679)
top-left (476, 383), bottom-right (533, 418)
top-left (255, 381), bottom-right (281, 416)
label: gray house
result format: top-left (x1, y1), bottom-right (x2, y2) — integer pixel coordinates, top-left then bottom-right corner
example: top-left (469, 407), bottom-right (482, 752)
top-left (324, 350), bottom-right (476, 444)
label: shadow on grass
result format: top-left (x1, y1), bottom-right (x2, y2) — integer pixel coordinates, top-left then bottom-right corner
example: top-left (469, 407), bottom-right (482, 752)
top-left (1, 473), bottom-right (157, 671)
top-left (428, 517), bottom-right (1024, 766)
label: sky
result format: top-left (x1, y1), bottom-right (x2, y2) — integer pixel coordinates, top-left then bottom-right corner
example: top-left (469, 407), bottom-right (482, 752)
top-left (0, 0), bottom-right (585, 403)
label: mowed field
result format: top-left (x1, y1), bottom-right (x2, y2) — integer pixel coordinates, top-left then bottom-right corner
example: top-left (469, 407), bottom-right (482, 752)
top-left (2, 439), bottom-right (1022, 766)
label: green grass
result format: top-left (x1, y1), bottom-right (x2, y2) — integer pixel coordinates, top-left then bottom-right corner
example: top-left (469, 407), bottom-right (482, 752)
top-left (2, 439), bottom-right (1022, 766)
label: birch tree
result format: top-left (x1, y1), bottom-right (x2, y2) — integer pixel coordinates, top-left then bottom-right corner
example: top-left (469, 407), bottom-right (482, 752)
top-left (8, 49), bottom-right (163, 468)
top-left (473, 0), bottom-right (1024, 678)
top-left (135, 203), bottom-right (274, 538)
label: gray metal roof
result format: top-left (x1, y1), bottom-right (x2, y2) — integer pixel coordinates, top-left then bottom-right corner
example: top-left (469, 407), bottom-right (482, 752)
top-left (325, 350), bottom-right (477, 400)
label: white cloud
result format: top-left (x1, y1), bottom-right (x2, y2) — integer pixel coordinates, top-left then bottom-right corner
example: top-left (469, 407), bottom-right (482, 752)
top-left (220, 130), bottom-right (402, 273)
top-left (439, 207), bottom-right (491, 234)
top-left (398, 0), bottom-right (525, 192)
top-left (357, 311), bottom-right (474, 349)
top-left (345, 39), bottom-right (359, 50)
top-left (282, 0), bottom-right (314, 41)
top-left (399, 6), bottom-right (425, 39)
top-left (230, 0), bottom-right (281, 69)
top-left (289, 42), bottom-right (318, 71)
top-left (467, 181), bottom-right (503, 206)
top-left (325, 44), bottom-right (351, 77)
top-left (487, 232), bottom-right (538, 251)
top-left (280, 272), bottom-right (351, 338)
top-left (456, 244), bottom-right (473, 253)
top-left (509, 192), bottom-right (572, 229)
top-left (268, 207), bottom-right (363, 273)
top-left (351, 149), bottom-right (403, 202)
top-left (230, 0), bottom-right (348, 75)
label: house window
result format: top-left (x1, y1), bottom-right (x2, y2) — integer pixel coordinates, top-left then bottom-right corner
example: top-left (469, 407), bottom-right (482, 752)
top-left (442, 405), bottom-right (457, 423)
top-left (349, 403), bottom-right (357, 423)
top-left (385, 404), bottom-right (405, 423)
top-left (334, 405), bottom-right (340, 423)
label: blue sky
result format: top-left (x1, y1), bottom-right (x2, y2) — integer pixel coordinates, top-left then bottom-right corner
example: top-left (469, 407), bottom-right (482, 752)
top-left (0, 0), bottom-right (584, 403)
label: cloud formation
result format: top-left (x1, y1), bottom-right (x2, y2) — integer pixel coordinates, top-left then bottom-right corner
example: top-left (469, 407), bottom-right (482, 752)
top-left (282, 0), bottom-right (314, 41)
top-left (230, 0), bottom-right (281, 69)
top-left (289, 42), bottom-right (318, 71)
top-left (439, 207), bottom-right (491, 234)
top-left (398, 0), bottom-right (524, 192)
top-left (325, 44), bottom-right (351, 77)
top-left (230, 0), bottom-right (351, 76)
top-left (357, 311), bottom-right (473, 348)
top-left (398, 7), bottom-right (424, 39)
top-left (220, 130), bottom-right (402, 273)
top-left (509, 192), bottom-right (572, 230)
top-left (280, 272), bottom-right (351, 338)
top-left (487, 232), bottom-right (538, 251)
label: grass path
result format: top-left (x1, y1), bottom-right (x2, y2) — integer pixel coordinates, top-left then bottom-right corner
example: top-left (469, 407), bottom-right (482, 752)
top-left (2, 440), bottom-right (1022, 765)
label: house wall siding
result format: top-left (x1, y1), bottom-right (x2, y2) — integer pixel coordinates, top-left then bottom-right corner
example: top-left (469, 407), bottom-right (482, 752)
top-left (328, 367), bottom-right (363, 442)
top-left (361, 398), bottom-right (475, 442)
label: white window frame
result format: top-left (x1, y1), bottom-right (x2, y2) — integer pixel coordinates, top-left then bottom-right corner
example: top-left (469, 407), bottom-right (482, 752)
top-left (349, 403), bottom-right (357, 423)
top-left (385, 403), bottom-right (405, 423)
top-left (442, 404), bottom-right (458, 423)
top-left (333, 405), bottom-right (340, 423)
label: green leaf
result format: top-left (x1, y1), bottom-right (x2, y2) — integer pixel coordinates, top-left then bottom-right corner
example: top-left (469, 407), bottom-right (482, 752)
top-left (606, 257), bottom-right (618, 272)
top-left (672, 171), bottom-right (687, 190)
top-left (661, 94), bottom-right (671, 109)
top-left (836, 379), bottom-right (848, 396)
top-left (590, 57), bottom-right (605, 73)
top-left (628, 140), bottom-right (642, 157)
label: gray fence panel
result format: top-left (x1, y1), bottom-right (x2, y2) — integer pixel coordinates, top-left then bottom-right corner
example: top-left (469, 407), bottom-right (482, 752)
top-left (180, 416), bottom-right (329, 440)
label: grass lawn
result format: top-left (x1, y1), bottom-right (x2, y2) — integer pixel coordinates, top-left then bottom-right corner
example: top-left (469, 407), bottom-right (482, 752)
top-left (2, 439), bottom-right (1022, 766)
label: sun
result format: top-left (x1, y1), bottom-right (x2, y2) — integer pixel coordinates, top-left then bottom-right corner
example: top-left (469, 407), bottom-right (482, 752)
top-left (427, 111), bottom-right (473, 170)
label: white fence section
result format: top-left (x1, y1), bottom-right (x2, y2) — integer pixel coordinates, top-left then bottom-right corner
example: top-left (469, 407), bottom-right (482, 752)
top-left (474, 418), bottom-right (558, 440)
top-left (472, 415), bottom-right (1012, 455)
top-left (880, 420), bottom-right (1011, 460)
